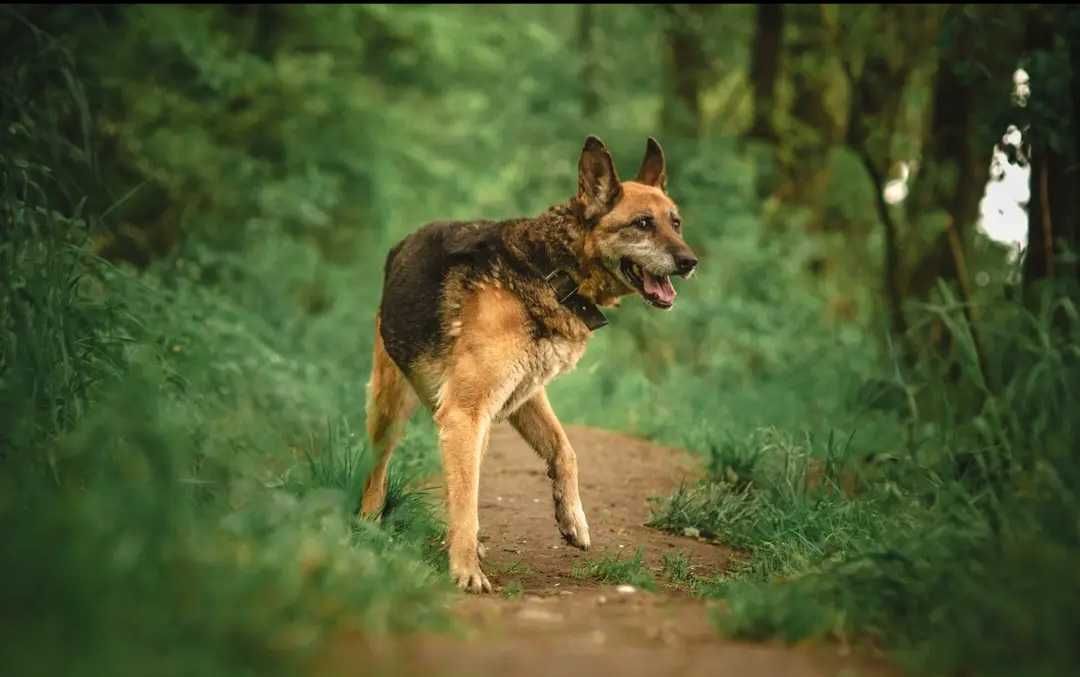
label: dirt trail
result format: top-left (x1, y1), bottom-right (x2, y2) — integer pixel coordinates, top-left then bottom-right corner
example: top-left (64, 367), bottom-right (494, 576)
top-left (322, 425), bottom-right (894, 677)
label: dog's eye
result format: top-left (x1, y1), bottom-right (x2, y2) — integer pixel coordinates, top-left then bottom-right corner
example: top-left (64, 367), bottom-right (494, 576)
top-left (634, 217), bottom-right (652, 230)
top-left (672, 218), bottom-right (682, 232)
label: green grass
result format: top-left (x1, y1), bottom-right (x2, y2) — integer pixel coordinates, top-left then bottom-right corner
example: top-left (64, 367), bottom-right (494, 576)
top-left (572, 547), bottom-right (657, 591)
top-left (660, 552), bottom-right (693, 584)
top-left (659, 551), bottom-right (714, 595)
top-left (648, 427), bottom-right (908, 581)
top-left (500, 560), bottom-right (536, 578)
top-left (502, 581), bottom-right (525, 600)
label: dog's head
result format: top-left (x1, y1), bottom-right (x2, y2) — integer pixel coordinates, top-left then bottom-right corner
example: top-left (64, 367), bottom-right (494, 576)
top-left (575, 136), bottom-right (698, 310)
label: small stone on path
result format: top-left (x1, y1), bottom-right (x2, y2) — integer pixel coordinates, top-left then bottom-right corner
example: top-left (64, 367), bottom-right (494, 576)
top-left (516, 607), bottom-right (564, 624)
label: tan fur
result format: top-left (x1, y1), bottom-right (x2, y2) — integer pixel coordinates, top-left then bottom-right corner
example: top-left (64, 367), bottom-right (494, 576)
top-left (368, 285), bottom-right (591, 592)
top-left (509, 389), bottom-right (589, 547)
top-left (360, 315), bottom-right (419, 518)
top-left (604, 181), bottom-right (677, 221)
top-left (433, 287), bottom-right (532, 592)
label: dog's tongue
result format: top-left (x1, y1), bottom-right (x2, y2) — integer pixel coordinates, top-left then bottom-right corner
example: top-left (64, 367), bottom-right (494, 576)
top-left (642, 271), bottom-right (676, 305)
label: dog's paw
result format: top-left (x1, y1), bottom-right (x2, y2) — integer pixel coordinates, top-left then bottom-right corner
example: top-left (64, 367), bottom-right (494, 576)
top-left (358, 476), bottom-right (388, 519)
top-left (357, 493), bottom-right (385, 521)
top-left (452, 565), bottom-right (493, 594)
top-left (556, 499), bottom-right (591, 550)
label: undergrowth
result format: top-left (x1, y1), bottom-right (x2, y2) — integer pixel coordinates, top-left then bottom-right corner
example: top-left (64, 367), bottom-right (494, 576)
top-left (647, 287), bottom-right (1080, 677)
top-left (0, 17), bottom-right (450, 677)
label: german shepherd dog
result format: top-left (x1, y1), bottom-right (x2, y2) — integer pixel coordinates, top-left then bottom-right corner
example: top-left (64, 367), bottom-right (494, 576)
top-left (360, 136), bottom-right (698, 592)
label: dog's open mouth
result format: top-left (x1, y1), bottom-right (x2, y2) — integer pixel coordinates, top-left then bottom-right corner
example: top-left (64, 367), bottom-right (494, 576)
top-left (620, 258), bottom-right (677, 309)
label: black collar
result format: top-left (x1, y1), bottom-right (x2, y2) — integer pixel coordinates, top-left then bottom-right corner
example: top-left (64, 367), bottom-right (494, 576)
top-left (544, 270), bottom-right (608, 331)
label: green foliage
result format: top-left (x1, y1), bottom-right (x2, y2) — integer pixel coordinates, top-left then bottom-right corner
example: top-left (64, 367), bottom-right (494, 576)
top-left (1, 12), bottom-right (452, 677)
top-left (572, 547), bottom-right (657, 592)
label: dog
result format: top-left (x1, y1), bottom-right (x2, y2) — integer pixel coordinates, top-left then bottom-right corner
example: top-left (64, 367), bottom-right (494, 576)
top-left (359, 136), bottom-right (698, 592)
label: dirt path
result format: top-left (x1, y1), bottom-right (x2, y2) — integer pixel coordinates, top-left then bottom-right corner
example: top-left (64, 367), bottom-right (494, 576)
top-left (475, 424), bottom-right (732, 591)
top-left (322, 425), bottom-right (894, 677)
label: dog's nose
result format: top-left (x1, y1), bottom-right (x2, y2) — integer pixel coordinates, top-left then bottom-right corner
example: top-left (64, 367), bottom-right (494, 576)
top-left (675, 254), bottom-right (698, 276)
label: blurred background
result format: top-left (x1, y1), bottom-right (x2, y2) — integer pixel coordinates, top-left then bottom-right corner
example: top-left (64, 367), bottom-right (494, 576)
top-left (2, 5), bottom-right (1078, 677)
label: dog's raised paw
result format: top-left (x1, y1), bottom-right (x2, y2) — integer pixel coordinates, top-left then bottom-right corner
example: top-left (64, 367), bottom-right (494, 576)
top-left (556, 500), bottom-right (591, 550)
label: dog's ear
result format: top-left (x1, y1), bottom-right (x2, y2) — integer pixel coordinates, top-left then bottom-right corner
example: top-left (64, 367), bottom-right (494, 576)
top-left (634, 137), bottom-right (667, 191)
top-left (577, 135), bottom-right (622, 222)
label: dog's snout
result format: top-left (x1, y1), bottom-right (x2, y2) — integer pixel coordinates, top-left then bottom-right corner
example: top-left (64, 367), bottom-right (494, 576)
top-left (675, 254), bottom-right (698, 275)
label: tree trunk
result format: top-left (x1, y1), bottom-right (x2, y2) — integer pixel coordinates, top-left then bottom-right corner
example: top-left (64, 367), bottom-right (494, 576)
top-left (1021, 7), bottom-right (1073, 287)
top-left (905, 8), bottom-right (987, 320)
top-left (857, 148), bottom-right (910, 342)
top-left (775, 5), bottom-right (845, 230)
top-left (904, 41), bottom-right (991, 375)
top-left (845, 59), bottom-right (909, 341)
top-left (747, 4), bottom-right (783, 143)
top-left (661, 5), bottom-right (708, 137)
top-left (1067, 8), bottom-right (1080, 285)
top-left (1025, 148), bottom-right (1068, 283)
top-left (841, 19), bottom-right (921, 343)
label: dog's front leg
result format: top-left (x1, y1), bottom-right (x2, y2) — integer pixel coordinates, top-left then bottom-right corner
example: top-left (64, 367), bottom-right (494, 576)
top-left (435, 402), bottom-right (492, 593)
top-left (509, 389), bottom-right (590, 550)
top-left (433, 284), bottom-right (529, 592)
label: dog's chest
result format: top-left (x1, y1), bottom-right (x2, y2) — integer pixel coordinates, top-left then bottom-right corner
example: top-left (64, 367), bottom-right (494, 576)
top-left (529, 335), bottom-right (587, 382)
top-left (498, 336), bottom-right (587, 419)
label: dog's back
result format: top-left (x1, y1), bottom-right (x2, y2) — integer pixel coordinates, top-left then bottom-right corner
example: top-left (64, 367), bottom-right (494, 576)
top-left (379, 219), bottom-right (503, 371)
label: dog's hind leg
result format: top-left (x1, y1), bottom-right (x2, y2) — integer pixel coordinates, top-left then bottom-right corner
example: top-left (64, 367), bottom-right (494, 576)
top-left (509, 388), bottom-right (591, 550)
top-left (359, 315), bottom-right (418, 519)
